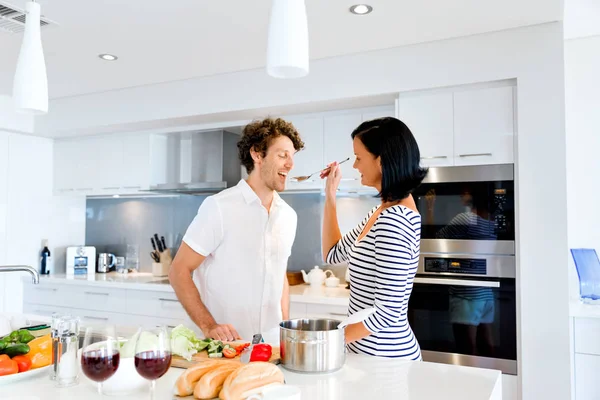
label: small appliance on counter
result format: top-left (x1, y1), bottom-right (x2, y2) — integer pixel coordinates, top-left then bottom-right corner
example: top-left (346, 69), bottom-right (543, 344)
top-left (66, 246), bottom-right (96, 278)
top-left (97, 253), bottom-right (117, 273)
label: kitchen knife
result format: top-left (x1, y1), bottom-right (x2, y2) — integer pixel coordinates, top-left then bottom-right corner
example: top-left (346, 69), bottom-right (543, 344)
top-left (150, 237), bottom-right (157, 251)
top-left (160, 236), bottom-right (167, 251)
top-left (240, 333), bottom-right (262, 364)
top-left (154, 233), bottom-right (164, 252)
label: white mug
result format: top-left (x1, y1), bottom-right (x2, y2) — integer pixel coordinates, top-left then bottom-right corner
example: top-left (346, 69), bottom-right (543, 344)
top-left (246, 385), bottom-right (301, 400)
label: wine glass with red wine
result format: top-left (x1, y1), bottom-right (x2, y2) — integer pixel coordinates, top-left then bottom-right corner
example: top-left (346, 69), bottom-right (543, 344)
top-left (80, 325), bottom-right (120, 395)
top-left (134, 326), bottom-right (172, 399)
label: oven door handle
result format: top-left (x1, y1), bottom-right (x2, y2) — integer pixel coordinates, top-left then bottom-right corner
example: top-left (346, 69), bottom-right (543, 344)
top-left (413, 277), bottom-right (500, 288)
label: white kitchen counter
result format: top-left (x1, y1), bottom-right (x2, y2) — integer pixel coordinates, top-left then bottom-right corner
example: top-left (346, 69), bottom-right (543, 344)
top-left (0, 354), bottom-right (502, 400)
top-left (289, 283), bottom-right (350, 306)
top-left (570, 299), bottom-right (600, 319)
top-left (31, 274), bottom-right (353, 307)
top-left (33, 272), bottom-right (174, 292)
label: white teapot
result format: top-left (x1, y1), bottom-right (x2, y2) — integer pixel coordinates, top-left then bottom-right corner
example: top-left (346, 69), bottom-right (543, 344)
top-left (301, 266), bottom-right (334, 286)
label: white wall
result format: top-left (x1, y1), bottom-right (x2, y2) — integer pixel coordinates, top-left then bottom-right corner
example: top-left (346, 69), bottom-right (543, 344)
top-left (565, 35), bottom-right (600, 297)
top-left (0, 97), bottom-right (86, 313)
top-left (0, 95), bottom-right (34, 134)
top-left (38, 22), bottom-right (569, 399)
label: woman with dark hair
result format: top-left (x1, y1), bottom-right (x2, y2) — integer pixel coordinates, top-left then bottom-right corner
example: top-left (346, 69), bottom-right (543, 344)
top-left (321, 117), bottom-right (427, 359)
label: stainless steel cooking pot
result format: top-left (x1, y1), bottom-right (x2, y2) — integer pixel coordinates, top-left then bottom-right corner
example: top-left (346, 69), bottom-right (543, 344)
top-left (279, 318), bottom-right (346, 373)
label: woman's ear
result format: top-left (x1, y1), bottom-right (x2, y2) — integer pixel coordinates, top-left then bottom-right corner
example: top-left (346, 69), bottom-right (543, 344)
top-left (377, 156), bottom-right (383, 172)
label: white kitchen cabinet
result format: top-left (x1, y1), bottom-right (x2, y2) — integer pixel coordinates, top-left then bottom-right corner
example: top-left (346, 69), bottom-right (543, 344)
top-left (453, 86), bottom-right (515, 166)
top-left (289, 302), bottom-right (307, 320)
top-left (575, 353), bottom-right (600, 400)
top-left (306, 303), bottom-right (348, 320)
top-left (0, 134), bottom-right (7, 312)
top-left (361, 105), bottom-right (396, 122)
top-left (396, 85), bottom-right (515, 167)
top-left (397, 92), bottom-right (454, 167)
top-left (54, 133), bottom-right (154, 196)
top-left (285, 116), bottom-right (324, 192)
top-left (323, 112), bottom-right (363, 190)
top-left (572, 317), bottom-right (600, 400)
top-left (23, 282), bottom-right (190, 331)
top-left (121, 133), bottom-right (152, 191)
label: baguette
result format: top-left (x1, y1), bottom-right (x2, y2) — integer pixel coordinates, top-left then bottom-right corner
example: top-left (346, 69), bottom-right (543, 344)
top-left (194, 361), bottom-right (242, 399)
top-left (173, 360), bottom-right (224, 396)
top-left (219, 362), bottom-right (285, 400)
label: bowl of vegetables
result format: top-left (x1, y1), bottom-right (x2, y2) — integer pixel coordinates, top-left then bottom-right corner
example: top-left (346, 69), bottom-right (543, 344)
top-left (0, 329), bottom-right (53, 383)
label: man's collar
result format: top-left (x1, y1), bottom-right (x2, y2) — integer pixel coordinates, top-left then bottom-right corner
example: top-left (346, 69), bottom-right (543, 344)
top-left (237, 179), bottom-right (283, 207)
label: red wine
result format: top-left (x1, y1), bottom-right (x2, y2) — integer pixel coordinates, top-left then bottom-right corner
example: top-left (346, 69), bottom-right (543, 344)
top-left (81, 349), bottom-right (120, 382)
top-left (134, 351), bottom-right (172, 380)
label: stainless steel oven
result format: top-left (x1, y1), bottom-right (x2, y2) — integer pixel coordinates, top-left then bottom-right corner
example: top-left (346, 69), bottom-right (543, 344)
top-left (408, 164), bottom-right (517, 375)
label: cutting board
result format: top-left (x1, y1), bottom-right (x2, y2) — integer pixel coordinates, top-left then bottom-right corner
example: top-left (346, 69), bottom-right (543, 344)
top-left (171, 345), bottom-right (281, 369)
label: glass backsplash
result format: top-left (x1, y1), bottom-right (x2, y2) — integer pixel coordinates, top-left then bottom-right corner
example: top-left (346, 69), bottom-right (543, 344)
top-left (86, 192), bottom-right (380, 272)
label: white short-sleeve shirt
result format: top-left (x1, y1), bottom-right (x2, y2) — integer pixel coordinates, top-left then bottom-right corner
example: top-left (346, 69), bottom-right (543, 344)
top-left (182, 179), bottom-right (297, 340)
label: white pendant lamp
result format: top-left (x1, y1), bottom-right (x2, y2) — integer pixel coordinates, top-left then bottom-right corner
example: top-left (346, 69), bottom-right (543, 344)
top-left (13, 0), bottom-right (48, 115)
top-left (266, 0), bottom-right (309, 79)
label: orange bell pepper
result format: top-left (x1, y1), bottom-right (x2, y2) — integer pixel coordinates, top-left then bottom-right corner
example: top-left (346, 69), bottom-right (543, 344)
top-left (0, 354), bottom-right (18, 376)
top-left (25, 334), bottom-right (52, 369)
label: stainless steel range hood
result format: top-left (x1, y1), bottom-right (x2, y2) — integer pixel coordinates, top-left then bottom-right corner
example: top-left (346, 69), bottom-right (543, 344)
top-left (145, 129), bottom-right (242, 196)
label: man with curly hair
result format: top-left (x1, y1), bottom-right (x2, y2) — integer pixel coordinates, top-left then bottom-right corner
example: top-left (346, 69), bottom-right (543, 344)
top-left (170, 118), bottom-right (305, 341)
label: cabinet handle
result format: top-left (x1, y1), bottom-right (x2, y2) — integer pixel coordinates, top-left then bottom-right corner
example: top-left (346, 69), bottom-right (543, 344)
top-left (123, 186), bottom-right (141, 189)
top-left (59, 188), bottom-right (75, 192)
top-left (84, 316), bottom-right (109, 321)
top-left (159, 298), bottom-right (178, 303)
top-left (35, 288), bottom-right (57, 292)
top-left (420, 156), bottom-right (448, 160)
top-left (84, 291), bottom-right (109, 296)
top-left (458, 153), bottom-right (492, 158)
top-left (328, 312), bottom-right (348, 316)
top-left (76, 188), bottom-right (94, 191)
top-left (102, 187), bottom-right (121, 190)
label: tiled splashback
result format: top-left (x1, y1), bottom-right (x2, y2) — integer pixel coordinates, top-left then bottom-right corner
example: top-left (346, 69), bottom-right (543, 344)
top-left (86, 192), bottom-right (380, 273)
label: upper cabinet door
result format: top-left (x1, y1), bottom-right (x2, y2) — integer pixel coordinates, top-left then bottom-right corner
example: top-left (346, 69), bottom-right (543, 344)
top-left (323, 112), bottom-right (363, 189)
top-left (453, 86), bottom-right (515, 166)
top-left (285, 116), bottom-right (324, 191)
top-left (121, 134), bottom-right (151, 191)
top-left (361, 105), bottom-right (396, 122)
top-left (397, 93), bottom-right (454, 167)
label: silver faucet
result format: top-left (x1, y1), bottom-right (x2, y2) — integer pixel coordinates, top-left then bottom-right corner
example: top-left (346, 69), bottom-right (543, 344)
top-left (0, 265), bottom-right (40, 284)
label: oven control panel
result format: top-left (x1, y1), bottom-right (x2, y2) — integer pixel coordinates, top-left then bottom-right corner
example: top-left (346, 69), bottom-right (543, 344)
top-left (424, 257), bottom-right (487, 275)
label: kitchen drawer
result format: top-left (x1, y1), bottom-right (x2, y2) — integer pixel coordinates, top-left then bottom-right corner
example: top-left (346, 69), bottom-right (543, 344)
top-left (574, 317), bottom-right (600, 355)
top-left (306, 303), bottom-right (348, 319)
top-left (70, 286), bottom-right (128, 313)
top-left (23, 303), bottom-right (72, 317)
top-left (126, 290), bottom-right (188, 319)
top-left (123, 314), bottom-right (199, 333)
top-left (289, 302), bottom-right (307, 319)
top-left (575, 353), bottom-right (600, 400)
top-left (78, 309), bottom-right (130, 327)
top-left (23, 282), bottom-right (70, 308)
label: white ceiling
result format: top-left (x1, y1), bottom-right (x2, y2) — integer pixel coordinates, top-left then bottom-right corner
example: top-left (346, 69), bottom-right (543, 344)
top-left (0, 0), bottom-right (564, 100)
top-left (564, 0), bottom-right (600, 39)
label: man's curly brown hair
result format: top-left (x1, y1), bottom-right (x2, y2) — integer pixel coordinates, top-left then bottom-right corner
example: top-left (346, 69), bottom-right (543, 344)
top-left (238, 117), bottom-right (305, 174)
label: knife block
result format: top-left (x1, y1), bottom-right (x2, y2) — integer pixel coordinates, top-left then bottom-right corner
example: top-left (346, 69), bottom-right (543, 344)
top-left (152, 262), bottom-right (168, 277)
top-left (152, 248), bottom-right (172, 277)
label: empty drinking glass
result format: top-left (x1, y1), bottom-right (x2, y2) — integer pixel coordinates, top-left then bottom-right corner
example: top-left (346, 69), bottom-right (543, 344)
top-left (126, 244), bottom-right (140, 272)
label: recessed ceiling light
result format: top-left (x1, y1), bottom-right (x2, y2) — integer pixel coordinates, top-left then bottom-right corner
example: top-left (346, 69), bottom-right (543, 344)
top-left (349, 4), bottom-right (373, 15)
top-left (98, 54), bottom-right (118, 61)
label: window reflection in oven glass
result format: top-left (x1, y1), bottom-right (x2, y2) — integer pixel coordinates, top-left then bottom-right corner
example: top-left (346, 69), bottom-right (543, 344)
top-left (407, 279), bottom-right (516, 361)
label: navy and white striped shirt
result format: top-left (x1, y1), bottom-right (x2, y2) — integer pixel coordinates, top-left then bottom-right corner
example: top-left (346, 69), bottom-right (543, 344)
top-left (327, 205), bottom-right (422, 359)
